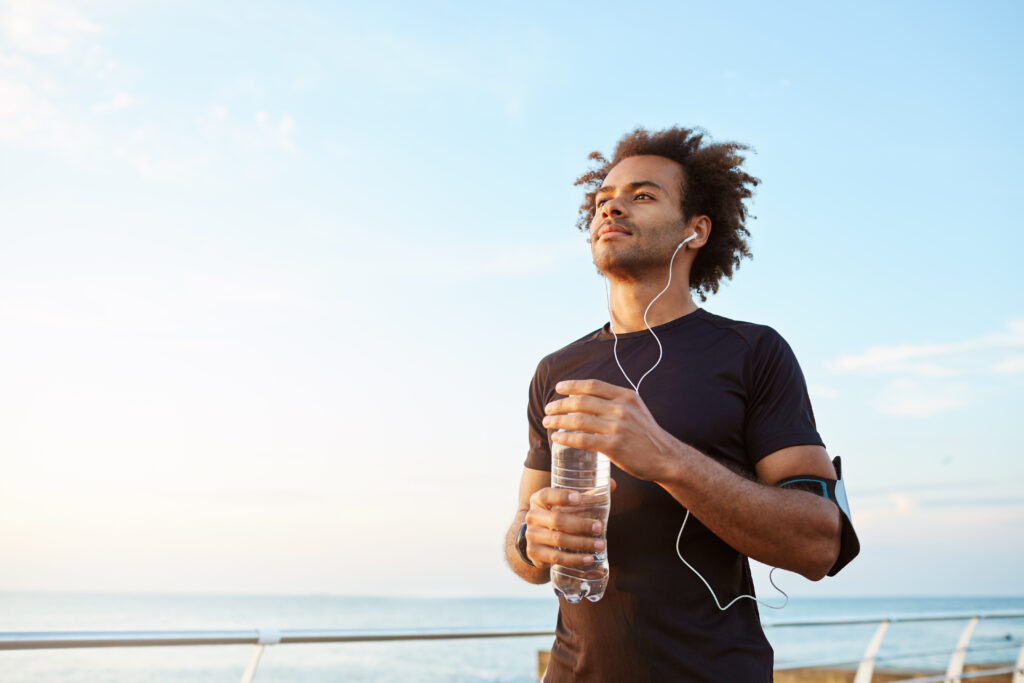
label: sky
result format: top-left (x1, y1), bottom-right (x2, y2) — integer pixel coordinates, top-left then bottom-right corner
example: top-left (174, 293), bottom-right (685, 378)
top-left (0, 0), bottom-right (1022, 600)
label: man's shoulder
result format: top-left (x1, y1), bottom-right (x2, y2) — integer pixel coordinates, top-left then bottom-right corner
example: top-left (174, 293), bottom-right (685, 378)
top-left (536, 326), bottom-right (608, 368)
top-left (695, 309), bottom-right (787, 352)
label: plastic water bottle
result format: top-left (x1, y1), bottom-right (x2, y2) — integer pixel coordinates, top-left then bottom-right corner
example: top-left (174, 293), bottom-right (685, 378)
top-left (550, 433), bottom-right (610, 603)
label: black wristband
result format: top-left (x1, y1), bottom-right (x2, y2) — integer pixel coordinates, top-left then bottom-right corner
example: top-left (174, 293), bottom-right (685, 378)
top-left (515, 522), bottom-right (535, 567)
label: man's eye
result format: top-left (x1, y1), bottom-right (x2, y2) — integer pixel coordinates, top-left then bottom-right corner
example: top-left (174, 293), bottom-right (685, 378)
top-left (596, 198), bottom-right (608, 207)
top-left (635, 193), bottom-right (652, 200)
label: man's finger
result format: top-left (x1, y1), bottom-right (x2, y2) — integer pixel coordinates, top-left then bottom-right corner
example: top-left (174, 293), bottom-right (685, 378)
top-left (531, 486), bottom-right (583, 509)
top-left (551, 429), bottom-right (613, 453)
top-left (542, 412), bottom-right (614, 434)
top-left (555, 379), bottom-right (628, 400)
top-left (527, 544), bottom-right (600, 569)
top-left (526, 503), bottom-right (605, 536)
top-left (543, 394), bottom-right (613, 417)
top-left (527, 527), bottom-right (605, 554)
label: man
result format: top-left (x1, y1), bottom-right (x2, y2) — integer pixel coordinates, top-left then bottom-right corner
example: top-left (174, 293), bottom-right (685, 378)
top-left (504, 127), bottom-right (858, 681)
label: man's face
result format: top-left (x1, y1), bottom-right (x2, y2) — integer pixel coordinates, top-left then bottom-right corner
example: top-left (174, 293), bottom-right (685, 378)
top-left (589, 155), bottom-right (688, 280)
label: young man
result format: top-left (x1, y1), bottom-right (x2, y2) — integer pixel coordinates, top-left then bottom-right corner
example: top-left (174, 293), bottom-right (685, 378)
top-left (504, 127), bottom-right (858, 681)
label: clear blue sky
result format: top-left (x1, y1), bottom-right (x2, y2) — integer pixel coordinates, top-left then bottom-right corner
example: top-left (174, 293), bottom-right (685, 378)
top-left (1, 0), bottom-right (1021, 598)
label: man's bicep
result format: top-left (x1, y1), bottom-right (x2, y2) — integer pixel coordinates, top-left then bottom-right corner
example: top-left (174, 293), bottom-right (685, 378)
top-left (755, 444), bottom-right (836, 486)
top-left (517, 467), bottom-right (550, 511)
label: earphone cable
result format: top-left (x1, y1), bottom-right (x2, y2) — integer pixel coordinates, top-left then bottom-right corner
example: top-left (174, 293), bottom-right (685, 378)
top-left (603, 235), bottom-right (788, 612)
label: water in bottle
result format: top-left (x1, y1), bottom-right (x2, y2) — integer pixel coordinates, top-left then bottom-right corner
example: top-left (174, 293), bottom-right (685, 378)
top-left (550, 434), bottom-right (610, 603)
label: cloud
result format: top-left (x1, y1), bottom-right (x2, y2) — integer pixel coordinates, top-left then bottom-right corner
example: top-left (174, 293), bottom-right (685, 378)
top-left (849, 482), bottom-right (1024, 532)
top-left (0, 0), bottom-right (98, 55)
top-left (828, 320), bottom-right (1024, 418)
top-left (255, 110), bottom-right (296, 154)
top-left (870, 378), bottom-right (971, 418)
top-left (0, 65), bottom-right (95, 151)
top-left (829, 319), bottom-right (1024, 376)
top-left (1, 5), bottom-right (296, 178)
top-left (193, 105), bottom-right (299, 156)
top-left (0, 2), bottom-right (102, 154)
top-left (807, 384), bottom-right (840, 399)
top-left (924, 496), bottom-right (1024, 508)
top-left (854, 480), bottom-right (996, 496)
top-left (992, 354), bottom-right (1024, 375)
top-left (91, 91), bottom-right (136, 113)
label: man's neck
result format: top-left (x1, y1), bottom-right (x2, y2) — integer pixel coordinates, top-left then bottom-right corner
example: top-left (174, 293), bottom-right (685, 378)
top-left (607, 278), bottom-right (698, 333)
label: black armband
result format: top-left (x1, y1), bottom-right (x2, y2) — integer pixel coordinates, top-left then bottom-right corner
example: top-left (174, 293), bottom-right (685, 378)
top-left (777, 456), bottom-right (860, 576)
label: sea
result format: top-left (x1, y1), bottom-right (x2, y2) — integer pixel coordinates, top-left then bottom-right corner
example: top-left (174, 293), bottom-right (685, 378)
top-left (1, 593), bottom-right (1022, 682)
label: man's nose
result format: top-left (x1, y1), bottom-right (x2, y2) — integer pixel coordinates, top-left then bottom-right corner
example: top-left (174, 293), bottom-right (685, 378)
top-left (600, 196), bottom-right (626, 219)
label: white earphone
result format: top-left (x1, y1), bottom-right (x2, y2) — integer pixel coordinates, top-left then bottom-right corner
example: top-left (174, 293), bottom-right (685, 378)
top-left (604, 225), bottom-right (790, 612)
top-left (678, 232), bottom-right (698, 247)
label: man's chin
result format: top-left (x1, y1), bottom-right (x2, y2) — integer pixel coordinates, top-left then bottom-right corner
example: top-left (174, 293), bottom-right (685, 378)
top-left (593, 253), bottom-right (652, 282)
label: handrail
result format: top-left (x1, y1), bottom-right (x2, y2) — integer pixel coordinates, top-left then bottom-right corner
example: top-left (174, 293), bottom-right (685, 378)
top-left (2, 609), bottom-right (1022, 683)
top-left (0, 626), bottom-right (557, 650)
top-left (761, 609), bottom-right (1024, 628)
top-left (3, 609), bottom-right (1020, 651)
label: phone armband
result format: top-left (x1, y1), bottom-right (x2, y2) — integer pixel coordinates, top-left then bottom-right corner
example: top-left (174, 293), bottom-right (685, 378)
top-left (777, 456), bottom-right (860, 576)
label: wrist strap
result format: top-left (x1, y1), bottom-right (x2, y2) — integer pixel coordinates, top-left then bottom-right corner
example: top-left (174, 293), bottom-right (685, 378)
top-left (515, 522), bottom-right (535, 567)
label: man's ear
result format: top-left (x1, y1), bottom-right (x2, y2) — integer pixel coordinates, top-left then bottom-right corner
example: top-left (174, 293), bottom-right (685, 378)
top-left (687, 215), bottom-right (711, 248)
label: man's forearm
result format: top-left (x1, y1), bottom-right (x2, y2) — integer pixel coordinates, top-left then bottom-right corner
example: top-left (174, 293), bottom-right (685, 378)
top-left (504, 511), bottom-right (550, 584)
top-left (655, 438), bottom-right (841, 580)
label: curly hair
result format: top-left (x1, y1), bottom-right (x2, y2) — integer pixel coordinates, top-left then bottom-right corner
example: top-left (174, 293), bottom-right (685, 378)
top-left (574, 126), bottom-right (758, 300)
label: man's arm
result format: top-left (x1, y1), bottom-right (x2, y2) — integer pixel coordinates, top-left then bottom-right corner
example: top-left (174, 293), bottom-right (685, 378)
top-left (657, 442), bottom-right (841, 580)
top-left (504, 467), bottom-right (609, 584)
top-left (542, 379), bottom-right (842, 581)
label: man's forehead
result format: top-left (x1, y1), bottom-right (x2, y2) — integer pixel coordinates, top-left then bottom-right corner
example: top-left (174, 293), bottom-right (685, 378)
top-left (598, 155), bottom-right (684, 193)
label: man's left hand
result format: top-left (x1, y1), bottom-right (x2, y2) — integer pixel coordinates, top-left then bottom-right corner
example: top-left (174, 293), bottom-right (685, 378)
top-left (542, 379), bottom-right (678, 482)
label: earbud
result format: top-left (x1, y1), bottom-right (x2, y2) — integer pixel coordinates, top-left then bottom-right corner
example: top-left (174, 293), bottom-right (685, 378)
top-left (678, 232), bottom-right (698, 247)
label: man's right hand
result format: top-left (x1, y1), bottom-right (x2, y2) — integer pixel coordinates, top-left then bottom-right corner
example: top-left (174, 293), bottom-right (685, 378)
top-left (523, 486), bottom-right (608, 570)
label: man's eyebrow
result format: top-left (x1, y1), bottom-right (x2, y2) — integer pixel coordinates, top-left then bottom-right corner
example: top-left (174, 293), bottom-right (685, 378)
top-left (595, 181), bottom-right (666, 195)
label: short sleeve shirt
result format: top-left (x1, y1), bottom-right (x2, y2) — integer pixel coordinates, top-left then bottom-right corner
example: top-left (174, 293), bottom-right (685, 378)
top-left (525, 309), bottom-right (823, 682)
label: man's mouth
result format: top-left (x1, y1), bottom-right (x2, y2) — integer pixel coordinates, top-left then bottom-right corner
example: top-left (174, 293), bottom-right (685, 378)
top-left (596, 223), bottom-right (632, 241)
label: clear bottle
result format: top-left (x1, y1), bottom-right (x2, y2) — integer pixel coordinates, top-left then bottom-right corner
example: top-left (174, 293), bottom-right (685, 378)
top-left (550, 433), bottom-right (610, 603)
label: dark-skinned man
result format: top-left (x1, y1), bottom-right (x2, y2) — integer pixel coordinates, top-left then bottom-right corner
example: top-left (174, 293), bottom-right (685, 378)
top-left (504, 127), bottom-right (858, 682)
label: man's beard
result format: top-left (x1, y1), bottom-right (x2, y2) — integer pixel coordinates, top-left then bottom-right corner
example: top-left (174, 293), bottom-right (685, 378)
top-left (592, 248), bottom-right (663, 282)
top-left (591, 218), bottom-right (687, 282)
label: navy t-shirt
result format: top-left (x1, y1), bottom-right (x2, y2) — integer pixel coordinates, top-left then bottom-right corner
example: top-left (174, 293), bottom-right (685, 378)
top-left (524, 309), bottom-right (824, 682)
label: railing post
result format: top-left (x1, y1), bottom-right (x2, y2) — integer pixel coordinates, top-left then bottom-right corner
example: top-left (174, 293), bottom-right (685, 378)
top-left (1012, 638), bottom-right (1024, 683)
top-left (944, 616), bottom-right (978, 683)
top-left (853, 619), bottom-right (890, 683)
top-left (240, 628), bottom-right (282, 683)
top-left (240, 644), bottom-right (264, 683)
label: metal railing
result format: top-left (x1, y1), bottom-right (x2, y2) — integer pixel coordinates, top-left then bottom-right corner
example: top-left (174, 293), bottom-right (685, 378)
top-left (2, 610), bottom-right (1023, 682)
top-left (762, 611), bottom-right (1024, 683)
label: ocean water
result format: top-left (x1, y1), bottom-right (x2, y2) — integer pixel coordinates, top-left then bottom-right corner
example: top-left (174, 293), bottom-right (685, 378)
top-left (1, 593), bottom-right (1022, 682)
